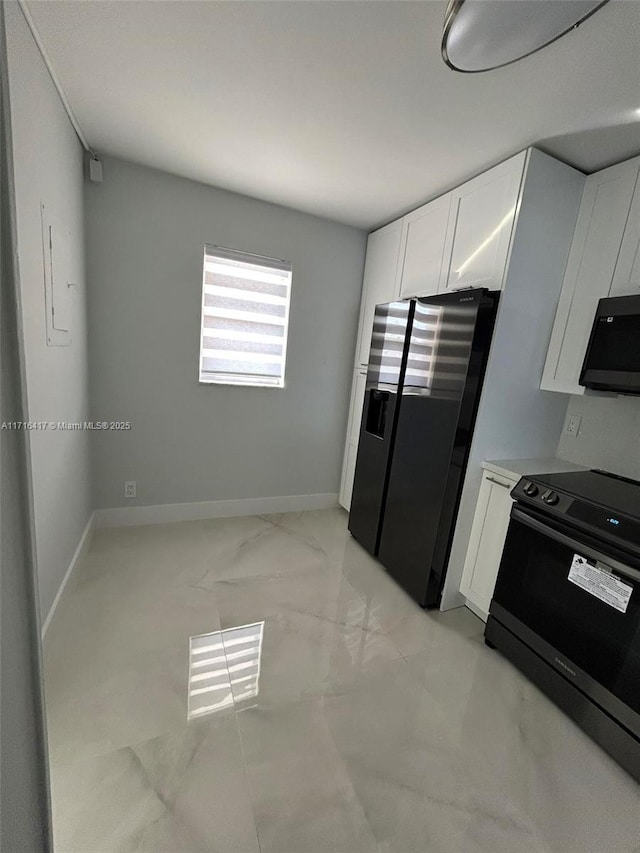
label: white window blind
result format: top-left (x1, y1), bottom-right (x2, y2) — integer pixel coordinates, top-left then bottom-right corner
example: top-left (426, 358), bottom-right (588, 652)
top-left (199, 245), bottom-right (292, 387)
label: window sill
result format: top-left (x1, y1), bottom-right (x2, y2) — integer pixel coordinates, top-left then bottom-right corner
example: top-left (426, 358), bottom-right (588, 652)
top-left (198, 377), bottom-right (285, 389)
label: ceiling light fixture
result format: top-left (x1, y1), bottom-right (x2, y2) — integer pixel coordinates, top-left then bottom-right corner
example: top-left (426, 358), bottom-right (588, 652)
top-left (441, 0), bottom-right (610, 73)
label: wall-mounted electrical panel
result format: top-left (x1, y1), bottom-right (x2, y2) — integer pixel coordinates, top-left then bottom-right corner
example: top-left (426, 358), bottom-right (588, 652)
top-left (41, 201), bottom-right (74, 346)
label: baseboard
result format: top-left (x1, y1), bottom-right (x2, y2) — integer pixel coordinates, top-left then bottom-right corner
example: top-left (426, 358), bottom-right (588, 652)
top-left (94, 493), bottom-right (339, 528)
top-left (41, 511), bottom-right (95, 638)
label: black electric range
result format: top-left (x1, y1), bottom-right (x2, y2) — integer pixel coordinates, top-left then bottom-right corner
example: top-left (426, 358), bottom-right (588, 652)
top-left (486, 469), bottom-right (640, 782)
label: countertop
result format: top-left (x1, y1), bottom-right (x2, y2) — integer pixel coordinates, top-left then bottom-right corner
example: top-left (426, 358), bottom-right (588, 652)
top-left (483, 457), bottom-right (588, 482)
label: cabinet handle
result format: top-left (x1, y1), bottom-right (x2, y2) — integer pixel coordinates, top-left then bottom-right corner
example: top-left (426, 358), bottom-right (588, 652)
top-left (486, 477), bottom-right (512, 489)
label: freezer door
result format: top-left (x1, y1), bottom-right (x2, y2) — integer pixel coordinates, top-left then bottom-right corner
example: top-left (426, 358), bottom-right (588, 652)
top-left (365, 300), bottom-right (413, 391)
top-left (378, 291), bottom-right (497, 606)
top-left (348, 301), bottom-right (412, 555)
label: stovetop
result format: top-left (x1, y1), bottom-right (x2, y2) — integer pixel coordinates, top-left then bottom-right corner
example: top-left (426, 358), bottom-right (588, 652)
top-left (526, 470), bottom-right (640, 520)
top-left (512, 469), bottom-right (640, 552)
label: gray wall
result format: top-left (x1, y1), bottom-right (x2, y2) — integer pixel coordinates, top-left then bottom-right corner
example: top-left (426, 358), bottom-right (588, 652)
top-left (557, 394), bottom-right (640, 479)
top-left (85, 157), bottom-right (367, 509)
top-left (6, 3), bottom-right (92, 622)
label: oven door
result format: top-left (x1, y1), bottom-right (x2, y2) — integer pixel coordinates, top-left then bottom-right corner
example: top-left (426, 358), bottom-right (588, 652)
top-left (490, 505), bottom-right (640, 739)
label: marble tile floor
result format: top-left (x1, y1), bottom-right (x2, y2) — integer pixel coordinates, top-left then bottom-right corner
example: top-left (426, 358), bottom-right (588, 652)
top-left (43, 508), bottom-right (640, 853)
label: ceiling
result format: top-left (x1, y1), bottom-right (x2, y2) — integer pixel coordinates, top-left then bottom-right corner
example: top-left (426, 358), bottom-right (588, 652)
top-left (24, 0), bottom-right (640, 229)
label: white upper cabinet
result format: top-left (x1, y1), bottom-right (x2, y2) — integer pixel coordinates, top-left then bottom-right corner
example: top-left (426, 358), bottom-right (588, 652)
top-left (610, 169), bottom-right (640, 297)
top-left (398, 193), bottom-right (452, 298)
top-left (442, 152), bottom-right (526, 293)
top-left (541, 156), bottom-right (640, 395)
top-left (354, 220), bottom-right (402, 367)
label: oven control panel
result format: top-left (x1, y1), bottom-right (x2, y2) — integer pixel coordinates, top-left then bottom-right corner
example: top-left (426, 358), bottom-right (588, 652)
top-left (513, 476), bottom-right (640, 554)
top-left (514, 479), bottom-right (574, 514)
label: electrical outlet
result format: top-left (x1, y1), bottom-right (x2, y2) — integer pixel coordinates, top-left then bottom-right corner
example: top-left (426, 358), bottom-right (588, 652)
top-left (566, 415), bottom-right (582, 438)
top-left (124, 480), bottom-right (137, 499)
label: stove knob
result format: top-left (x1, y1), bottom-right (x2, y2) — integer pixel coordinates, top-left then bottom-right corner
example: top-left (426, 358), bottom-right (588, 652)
top-left (543, 490), bottom-right (560, 506)
top-left (523, 482), bottom-right (539, 497)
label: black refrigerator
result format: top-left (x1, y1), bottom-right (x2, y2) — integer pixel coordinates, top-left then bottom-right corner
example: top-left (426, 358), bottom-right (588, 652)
top-left (348, 288), bottom-right (499, 608)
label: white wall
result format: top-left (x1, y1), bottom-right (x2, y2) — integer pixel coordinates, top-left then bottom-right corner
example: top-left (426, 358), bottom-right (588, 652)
top-left (85, 157), bottom-right (367, 511)
top-left (557, 394), bottom-right (640, 479)
top-left (5, 3), bottom-right (92, 621)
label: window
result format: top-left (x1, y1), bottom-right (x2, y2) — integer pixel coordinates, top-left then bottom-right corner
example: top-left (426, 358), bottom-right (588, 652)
top-left (199, 245), bottom-right (292, 387)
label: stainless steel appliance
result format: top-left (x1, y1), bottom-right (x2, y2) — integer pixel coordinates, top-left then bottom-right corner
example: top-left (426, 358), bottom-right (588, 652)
top-left (580, 294), bottom-right (640, 395)
top-left (348, 288), bottom-right (499, 607)
top-left (487, 469), bottom-right (640, 781)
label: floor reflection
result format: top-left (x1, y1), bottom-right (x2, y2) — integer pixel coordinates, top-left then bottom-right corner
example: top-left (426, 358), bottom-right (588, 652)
top-left (188, 621), bottom-right (265, 719)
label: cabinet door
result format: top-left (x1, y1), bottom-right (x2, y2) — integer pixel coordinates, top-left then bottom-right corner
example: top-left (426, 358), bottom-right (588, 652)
top-left (347, 369), bottom-right (367, 446)
top-left (541, 157), bottom-right (640, 394)
top-left (459, 472), bottom-right (515, 620)
top-left (610, 169), bottom-right (640, 296)
top-left (339, 442), bottom-right (359, 511)
top-left (355, 221), bottom-right (403, 367)
top-left (338, 369), bottom-right (368, 510)
top-left (398, 193), bottom-right (451, 298)
top-left (442, 152), bottom-right (526, 292)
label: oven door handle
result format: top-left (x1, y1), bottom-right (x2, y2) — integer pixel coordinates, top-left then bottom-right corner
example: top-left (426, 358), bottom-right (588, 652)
top-left (510, 506), bottom-right (640, 584)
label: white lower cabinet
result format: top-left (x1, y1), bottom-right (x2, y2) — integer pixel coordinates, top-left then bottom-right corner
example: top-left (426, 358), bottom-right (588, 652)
top-left (459, 469), bottom-right (517, 620)
top-left (338, 369), bottom-right (367, 510)
top-left (339, 441), bottom-right (359, 512)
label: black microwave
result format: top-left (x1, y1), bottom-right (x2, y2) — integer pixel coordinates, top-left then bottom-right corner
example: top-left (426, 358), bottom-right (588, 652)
top-left (580, 294), bottom-right (640, 395)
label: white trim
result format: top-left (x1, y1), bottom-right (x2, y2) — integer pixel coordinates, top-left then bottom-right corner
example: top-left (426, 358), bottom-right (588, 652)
top-left (16, 0), bottom-right (91, 152)
top-left (41, 512), bottom-right (95, 637)
top-left (95, 493), bottom-right (338, 528)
